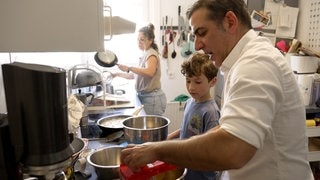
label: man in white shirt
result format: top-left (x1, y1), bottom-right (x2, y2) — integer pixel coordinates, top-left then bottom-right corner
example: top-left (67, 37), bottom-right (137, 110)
top-left (120, 0), bottom-right (313, 179)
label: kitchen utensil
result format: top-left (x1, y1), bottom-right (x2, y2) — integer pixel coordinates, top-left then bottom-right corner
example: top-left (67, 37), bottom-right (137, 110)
top-left (96, 105), bottom-right (144, 136)
top-left (171, 18), bottom-right (177, 59)
top-left (132, 105), bottom-right (144, 116)
top-left (162, 42), bottom-right (168, 59)
top-left (122, 115), bottom-right (170, 144)
top-left (171, 39), bottom-right (177, 59)
top-left (162, 17), bottom-right (165, 46)
top-left (177, 5), bottom-right (184, 47)
top-left (87, 146), bottom-right (124, 180)
top-left (169, 18), bottom-right (174, 44)
top-left (180, 33), bottom-right (195, 58)
top-left (162, 16), bottom-right (168, 59)
top-left (88, 130), bottom-right (124, 142)
top-left (97, 114), bottom-right (132, 136)
top-left (94, 50), bottom-right (118, 67)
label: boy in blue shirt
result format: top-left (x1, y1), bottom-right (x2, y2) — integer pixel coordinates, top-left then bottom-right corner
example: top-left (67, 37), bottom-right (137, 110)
top-left (167, 53), bottom-right (221, 180)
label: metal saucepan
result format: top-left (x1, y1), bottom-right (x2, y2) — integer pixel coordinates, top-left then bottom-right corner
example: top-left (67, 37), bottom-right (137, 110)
top-left (94, 50), bottom-right (118, 67)
top-left (122, 115), bottom-right (170, 144)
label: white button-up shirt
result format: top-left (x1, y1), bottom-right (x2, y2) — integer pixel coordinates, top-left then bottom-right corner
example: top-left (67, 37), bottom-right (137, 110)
top-left (220, 30), bottom-right (313, 180)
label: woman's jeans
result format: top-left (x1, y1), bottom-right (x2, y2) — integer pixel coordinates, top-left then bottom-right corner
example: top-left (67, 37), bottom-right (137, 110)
top-left (137, 89), bottom-right (167, 115)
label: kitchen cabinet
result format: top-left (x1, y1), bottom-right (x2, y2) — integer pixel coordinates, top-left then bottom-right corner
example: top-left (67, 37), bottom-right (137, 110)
top-left (0, 0), bottom-right (104, 52)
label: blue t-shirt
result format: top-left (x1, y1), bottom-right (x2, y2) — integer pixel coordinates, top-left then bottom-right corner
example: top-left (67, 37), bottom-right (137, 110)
top-left (180, 98), bottom-right (220, 180)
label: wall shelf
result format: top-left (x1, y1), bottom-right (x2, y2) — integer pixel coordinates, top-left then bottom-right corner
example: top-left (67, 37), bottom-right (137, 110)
top-left (306, 106), bottom-right (320, 114)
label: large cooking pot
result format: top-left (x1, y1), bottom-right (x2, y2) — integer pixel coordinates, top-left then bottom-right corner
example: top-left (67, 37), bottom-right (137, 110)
top-left (97, 114), bottom-right (132, 137)
top-left (122, 115), bottom-right (170, 144)
top-left (87, 146), bottom-right (123, 180)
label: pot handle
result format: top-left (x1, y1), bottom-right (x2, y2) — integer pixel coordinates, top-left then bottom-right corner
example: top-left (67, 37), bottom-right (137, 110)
top-left (86, 93), bottom-right (95, 104)
top-left (132, 105), bottom-right (144, 116)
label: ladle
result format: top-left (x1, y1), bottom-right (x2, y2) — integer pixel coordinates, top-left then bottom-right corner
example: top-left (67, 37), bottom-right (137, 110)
top-left (171, 40), bottom-right (177, 59)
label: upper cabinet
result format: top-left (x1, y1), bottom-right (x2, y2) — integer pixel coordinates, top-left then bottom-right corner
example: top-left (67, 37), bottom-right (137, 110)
top-left (0, 0), bottom-right (105, 52)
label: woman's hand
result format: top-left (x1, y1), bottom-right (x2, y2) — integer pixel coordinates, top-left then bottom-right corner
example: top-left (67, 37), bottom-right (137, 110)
top-left (117, 64), bottom-right (129, 73)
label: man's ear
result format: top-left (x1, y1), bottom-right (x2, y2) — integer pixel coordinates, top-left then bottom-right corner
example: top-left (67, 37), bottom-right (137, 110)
top-left (222, 11), bottom-right (239, 34)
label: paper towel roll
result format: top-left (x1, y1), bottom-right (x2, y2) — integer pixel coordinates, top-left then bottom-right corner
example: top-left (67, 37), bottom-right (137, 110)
top-left (290, 56), bottom-right (319, 73)
top-left (296, 74), bottom-right (316, 106)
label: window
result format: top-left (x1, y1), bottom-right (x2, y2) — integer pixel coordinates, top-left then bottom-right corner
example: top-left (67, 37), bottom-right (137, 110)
top-left (103, 0), bottom-right (149, 67)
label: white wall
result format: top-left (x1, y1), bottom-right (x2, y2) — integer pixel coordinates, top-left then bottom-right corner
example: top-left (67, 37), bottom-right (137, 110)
top-left (150, 0), bottom-right (203, 101)
top-left (296, 0), bottom-right (319, 52)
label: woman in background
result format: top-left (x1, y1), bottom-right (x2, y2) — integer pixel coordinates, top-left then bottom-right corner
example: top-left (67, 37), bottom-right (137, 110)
top-left (114, 23), bottom-right (167, 115)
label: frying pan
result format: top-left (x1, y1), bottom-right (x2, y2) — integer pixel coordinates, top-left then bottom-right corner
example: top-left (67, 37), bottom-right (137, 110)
top-left (94, 50), bottom-right (118, 67)
top-left (96, 105), bottom-right (144, 136)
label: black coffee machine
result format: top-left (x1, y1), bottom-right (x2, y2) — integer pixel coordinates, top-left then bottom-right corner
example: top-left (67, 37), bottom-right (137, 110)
top-left (0, 62), bottom-right (74, 179)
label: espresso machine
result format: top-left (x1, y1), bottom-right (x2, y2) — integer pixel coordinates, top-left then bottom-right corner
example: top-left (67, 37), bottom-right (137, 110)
top-left (0, 62), bottom-right (74, 179)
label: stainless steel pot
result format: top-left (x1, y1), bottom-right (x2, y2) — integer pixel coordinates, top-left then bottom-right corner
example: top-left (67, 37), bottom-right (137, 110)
top-left (122, 115), bottom-right (170, 144)
top-left (70, 137), bottom-right (87, 163)
top-left (87, 146), bottom-right (123, 180)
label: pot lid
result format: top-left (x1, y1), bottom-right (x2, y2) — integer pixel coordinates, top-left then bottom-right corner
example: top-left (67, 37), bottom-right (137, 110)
top-left (73, 69), bottom-right (102, 88)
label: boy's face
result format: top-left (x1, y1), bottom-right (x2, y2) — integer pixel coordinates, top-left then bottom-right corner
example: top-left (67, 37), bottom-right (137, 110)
top-left (185, 74), bottom-right (216, 102)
